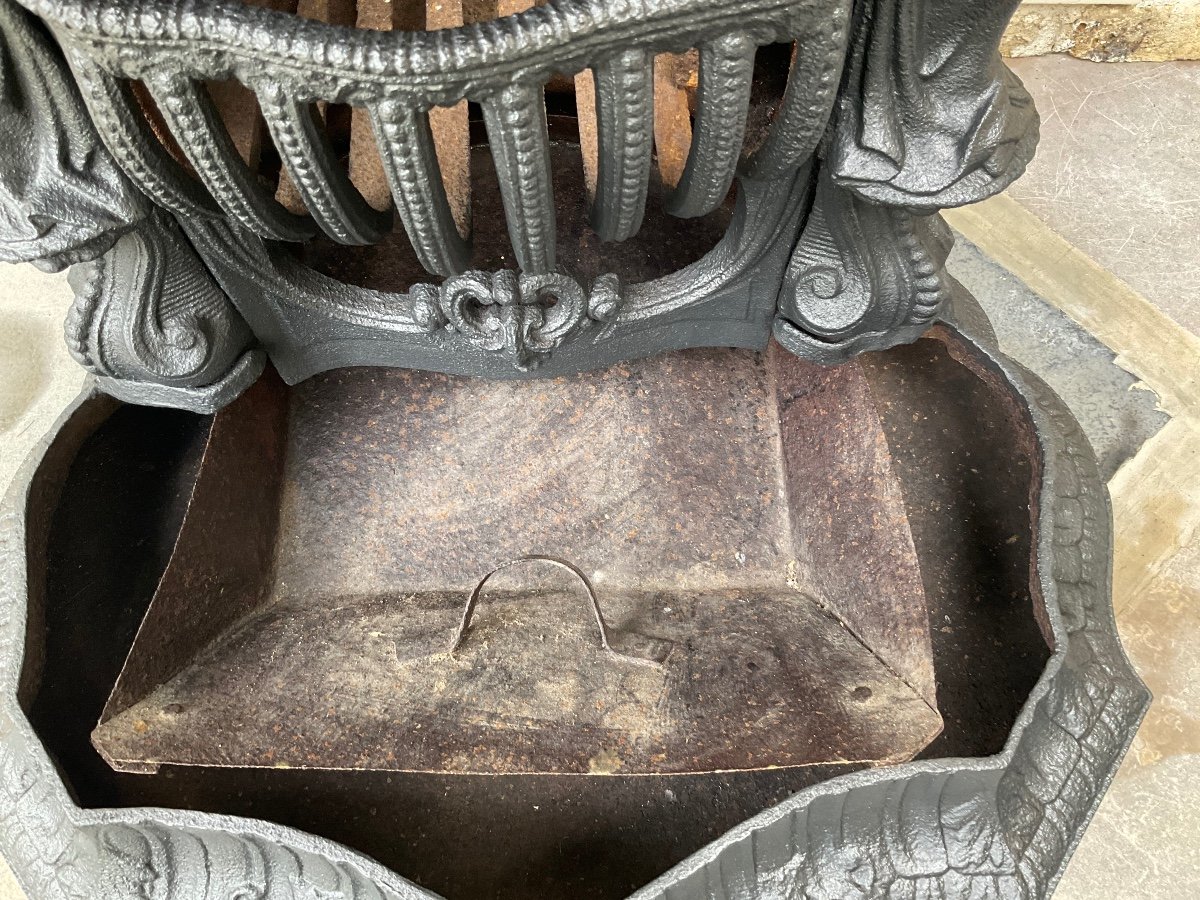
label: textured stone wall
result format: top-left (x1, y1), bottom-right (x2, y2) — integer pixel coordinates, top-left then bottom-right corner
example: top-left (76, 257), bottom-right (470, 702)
top-left (1005, 1), bottom-right (1200, 60)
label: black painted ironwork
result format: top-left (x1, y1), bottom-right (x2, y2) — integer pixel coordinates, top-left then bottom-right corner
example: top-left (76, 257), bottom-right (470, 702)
top-left (0, 2), bottom-right (1148, 898)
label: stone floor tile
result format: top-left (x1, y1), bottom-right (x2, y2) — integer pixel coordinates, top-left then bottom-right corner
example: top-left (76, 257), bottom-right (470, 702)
top-left (948, 237), bottom-right (1170, 480)
top-left (0, 266), bottom-right (83, 493)
top-left (1007, 56), bottom-right (1200, 336)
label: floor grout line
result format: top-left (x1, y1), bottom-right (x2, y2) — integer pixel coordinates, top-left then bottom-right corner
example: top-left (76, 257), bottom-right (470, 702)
top-left (945, 193), bottom-right (1200, 426)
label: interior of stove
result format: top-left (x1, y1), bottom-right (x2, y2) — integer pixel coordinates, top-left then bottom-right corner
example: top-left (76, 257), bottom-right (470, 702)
top-left (19, 332), bottom-right (1053, 900)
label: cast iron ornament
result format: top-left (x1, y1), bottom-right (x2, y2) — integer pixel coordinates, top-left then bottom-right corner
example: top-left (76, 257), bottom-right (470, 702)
top-left (0, 0), bottom-right (1148, 898)
top-left (1, 0), bottom-right (1038, 401)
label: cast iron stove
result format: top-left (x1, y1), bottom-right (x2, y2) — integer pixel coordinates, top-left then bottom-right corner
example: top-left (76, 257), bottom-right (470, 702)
top-left (0, 1), bottom-right (1149, 898)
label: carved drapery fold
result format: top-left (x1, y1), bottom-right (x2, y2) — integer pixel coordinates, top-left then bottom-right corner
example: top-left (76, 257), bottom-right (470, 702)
top-left (0, 0), bottom-right (147, 271)
top-left (829, 0), bottom-right (1039, 211)
top-left (775, 0), bottom-right (1039, 363)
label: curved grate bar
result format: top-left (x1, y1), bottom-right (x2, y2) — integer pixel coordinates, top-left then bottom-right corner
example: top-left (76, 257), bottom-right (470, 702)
top-left (257, 83), bottom-right (390, 246)
top-left (145, 73), bottom-right (316, 242)
top-left (664, 32), bottom-right (755, 220)
top-left (371, 100), bottom-right (472, 277)
top-left (742, 13), bottom-right (851, 181)
top-left (36, 0), bottom-right (813, 104)
top-left (482, 82), bottom-right (556, 274)
top-left (39, 0), bottom-right (833, 271)
top-left (589, 48), bottom-right (654, 242)
top-left (67, 54), bottom-right (215, 218)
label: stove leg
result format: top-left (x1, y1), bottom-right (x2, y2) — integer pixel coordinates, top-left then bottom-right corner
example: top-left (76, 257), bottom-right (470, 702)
top-left (63, 211), bottom-right (262, 414)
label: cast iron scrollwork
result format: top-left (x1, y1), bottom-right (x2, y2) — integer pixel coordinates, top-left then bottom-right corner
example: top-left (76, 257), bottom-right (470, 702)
top-left (774, 171), bottom-right (954, 364)
top-left (63, 210), bottom-right (262, 413)
top-left (774, 0), bottom-right (1040, 364)
top-left (4, 0), bottom-right (1044, 387)
top-left (0, 0), bottom-right (260, 412)
top-left (410, 271), bottom-right (623, 371)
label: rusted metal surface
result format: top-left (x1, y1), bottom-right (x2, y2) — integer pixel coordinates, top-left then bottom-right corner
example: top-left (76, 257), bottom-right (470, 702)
top-left (93, 582), bottom-right (940, 774)
top-left (774, 346), bottom-right (936, 705)
top-left (652, 52), bottom-right (695, 190)
top-left (91, 347), bottom-right (944, 776)
top-left (860, 330), bottom-right (1052, 759)
top-left (95, 374), bottom-right (287, 759)
top-left (275, 350), bottom-right (795, 597)
top-left (27, 334), bottom-right (1058, 899)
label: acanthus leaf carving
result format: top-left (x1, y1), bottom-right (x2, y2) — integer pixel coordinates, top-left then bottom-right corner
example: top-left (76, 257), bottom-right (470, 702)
top-left (63, 209), bottom-right (256, 398)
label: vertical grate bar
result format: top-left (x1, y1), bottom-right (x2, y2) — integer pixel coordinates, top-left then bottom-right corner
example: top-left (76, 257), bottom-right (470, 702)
top-left (588, 49), bottom-right (654, 242)
top-left (349, 0), bottom-right (421, 209)
top-left (67, 55), bottom-right (214, 218)
top-left (482, 82), bottom-right (556, 273)
top-left (426, 0), bottom-right (471, 248)
top-left (665, 33), bottom-right (755, 219)
top-left (371, 100), bottom-right (472, 276)
top-left (742, 41), bottom-right (846, 181)
top-left (258, 83), bottom-right (390, 245)
top-left (145, 73), bottom-right (316, 242)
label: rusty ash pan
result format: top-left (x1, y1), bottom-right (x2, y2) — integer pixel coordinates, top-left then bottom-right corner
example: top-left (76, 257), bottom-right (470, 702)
top-left (0, 321), bottom-right (1148, 900)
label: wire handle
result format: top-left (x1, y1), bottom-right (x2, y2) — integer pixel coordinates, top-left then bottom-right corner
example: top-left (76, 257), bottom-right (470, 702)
top-left (449, 555), bottom-right (618, 656)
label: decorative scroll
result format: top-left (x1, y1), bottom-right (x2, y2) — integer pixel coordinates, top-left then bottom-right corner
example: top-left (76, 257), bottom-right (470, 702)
top-left (177, 171), bottom-right (809, 384)
top-left (5, 0), bottom-right (1044, 390)
top-left (0, 0), bottom-right (147, 270)
top-left (62, 210), bottom-right (258, 410)
top-left (410, 270), bottom-right (623, 371)
top-left (770, 0), bottom-right (1038, 364)
top-left (774, 170), bottom-right (953, 364)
